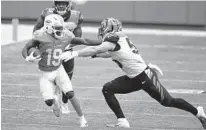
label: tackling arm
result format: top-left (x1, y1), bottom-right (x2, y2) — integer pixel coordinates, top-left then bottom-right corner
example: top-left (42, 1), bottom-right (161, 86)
top-left (91, 52), bottom-right (111, 58)
top-left (77, 41), bottom-right (115, 57)
top-left (60, 41), bottom-right (115, 61)
top-left (71, 37), bottom-right (102, 46)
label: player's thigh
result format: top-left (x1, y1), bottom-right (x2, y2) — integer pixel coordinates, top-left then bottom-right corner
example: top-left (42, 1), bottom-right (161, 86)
top-left (103, 75), bottom-right (142, 94)
top-left (56, 65), bottom-right (73, 93)
top-left (62, 58), bottom-right (74, 75)
top-left (142, 68), bottom-right (171, 103)
top-left (39, 71), bottom-right (56, 101)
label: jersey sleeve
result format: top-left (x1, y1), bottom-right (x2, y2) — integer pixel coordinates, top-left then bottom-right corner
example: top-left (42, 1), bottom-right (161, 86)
top-left (103, 33), bottom-right (119, 44)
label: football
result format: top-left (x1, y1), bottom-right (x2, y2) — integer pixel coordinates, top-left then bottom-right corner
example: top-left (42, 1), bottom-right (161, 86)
top-left (28, 47), bottom-right (41, 57)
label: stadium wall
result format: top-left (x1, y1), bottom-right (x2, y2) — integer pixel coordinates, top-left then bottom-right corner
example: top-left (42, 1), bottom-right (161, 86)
top-left (1, 1), bottom-right (206, 26)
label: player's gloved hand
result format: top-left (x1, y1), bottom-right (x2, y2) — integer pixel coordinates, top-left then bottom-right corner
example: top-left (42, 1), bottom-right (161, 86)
top-left (60, 51), bottom-right (78, 62)
top-left (25, 52), bottom-right (41, 63)
top-left (148, 63), bottom-right (163, 76)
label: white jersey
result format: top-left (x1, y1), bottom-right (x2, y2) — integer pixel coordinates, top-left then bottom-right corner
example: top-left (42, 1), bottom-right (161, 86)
top-left (104, 32), bottom-right (147, 78)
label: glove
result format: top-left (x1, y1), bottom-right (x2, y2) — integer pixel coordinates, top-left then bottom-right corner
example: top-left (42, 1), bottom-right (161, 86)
top-left (148, 63), bottom-right (163, 76)
top-left (25, 52), bottom-right (41, 63)
top-left (60, 51), bottom-right (78, 62)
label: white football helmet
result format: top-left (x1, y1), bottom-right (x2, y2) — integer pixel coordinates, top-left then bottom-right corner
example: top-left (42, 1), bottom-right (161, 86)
top-left (44, 14), bottom-right (64, 39)
top-left (53, 0), bottom-right (72, 15)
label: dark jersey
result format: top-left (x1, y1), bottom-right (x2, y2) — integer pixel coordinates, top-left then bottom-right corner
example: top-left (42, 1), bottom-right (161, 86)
top-left (34, 8), bottom-right (83, 32)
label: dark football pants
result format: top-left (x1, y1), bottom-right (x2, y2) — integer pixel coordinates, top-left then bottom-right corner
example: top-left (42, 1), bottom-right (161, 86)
top-left (61, 58), bottom-right (75, 103)
top-left (102, 67), bottom-right (198, 119)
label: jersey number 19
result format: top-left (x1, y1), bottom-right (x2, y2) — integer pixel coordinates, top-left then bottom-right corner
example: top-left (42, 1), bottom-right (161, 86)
top-left (46, 49), bottom-right (62, 66)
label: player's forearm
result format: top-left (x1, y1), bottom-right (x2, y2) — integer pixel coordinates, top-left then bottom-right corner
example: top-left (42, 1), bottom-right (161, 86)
top-left (22, 40), bottom-right (32, 58)
top-left (77, 46), bottom-right (98, 57)
top-left (92, 52), bottom-right (111, 58)
top-left (85, 38), bottom-right (102, 46)
top-left (22, 40), bottom-right (38, 59)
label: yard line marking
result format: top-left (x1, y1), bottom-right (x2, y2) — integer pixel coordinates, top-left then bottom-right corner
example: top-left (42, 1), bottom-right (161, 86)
top-left (2, 72), bottom-right (206, 83)
top-left (2, 63), bottom-right (206, 73)
top-left (2, 94), bottom-right (206, 104)
top-left (1, 107), bottom-right (193, 118)
top-left (2, 83), bottom-right (206, 94)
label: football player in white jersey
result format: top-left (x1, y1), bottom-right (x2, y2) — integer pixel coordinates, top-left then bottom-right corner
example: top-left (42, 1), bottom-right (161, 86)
top-left (60, 18), bottom-right (206, 129)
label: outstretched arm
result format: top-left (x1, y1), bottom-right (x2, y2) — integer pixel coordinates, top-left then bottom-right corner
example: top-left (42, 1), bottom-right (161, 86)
top-left (77, 41), bottom-right (114, 57)
top-left (91, 52), bottom-right (111, 58)
top-left (60, 41), bottom-right (115, 61)
top-left (71, 37), bottom-right (102, 46)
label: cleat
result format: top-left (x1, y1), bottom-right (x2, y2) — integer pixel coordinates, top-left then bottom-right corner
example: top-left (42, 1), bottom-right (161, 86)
top-left (61, 102), bottom-right (70, 114)
top-left (52, 95), bottom-right (61, 117)
top-left (107, 118), bottom-right (130, 128)
top-left (79, 116), bottom-right (88, 128)
top-left (196, 106), bottom-right (206, 129)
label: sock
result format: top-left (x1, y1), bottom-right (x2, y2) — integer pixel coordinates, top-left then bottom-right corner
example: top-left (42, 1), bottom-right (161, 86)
top-left (69, 96), bottom-right (83, 117)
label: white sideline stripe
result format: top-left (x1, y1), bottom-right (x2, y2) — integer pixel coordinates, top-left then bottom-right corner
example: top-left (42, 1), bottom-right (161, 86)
top-left (1, 94), bottom-right (206, 104)
top-left (2, 63), bottom-right (206, 73)
top-left (2, 83), bottom-right (206, 94)
top-left (2, 72), bottom-right (206, 83)
top-left (1, 107), bottom-right (193, 118)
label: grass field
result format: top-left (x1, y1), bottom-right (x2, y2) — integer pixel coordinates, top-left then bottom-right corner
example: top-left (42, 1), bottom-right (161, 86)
top-left (1, 32), bottom-right (206, 130)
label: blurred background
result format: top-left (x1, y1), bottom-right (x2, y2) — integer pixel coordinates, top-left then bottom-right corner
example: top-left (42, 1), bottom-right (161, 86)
top-left (2, 1), bottom-right (206, 26)
top-left (1, 1), bottom-right (206, 45)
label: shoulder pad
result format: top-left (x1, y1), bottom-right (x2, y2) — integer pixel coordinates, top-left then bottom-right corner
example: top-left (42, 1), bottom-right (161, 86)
top-left (104, 33), bottom-right (119, 43)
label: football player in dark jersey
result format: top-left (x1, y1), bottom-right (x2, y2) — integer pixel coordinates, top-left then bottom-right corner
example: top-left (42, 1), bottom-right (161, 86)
top-left (60, 18), bottom-right (206, 129)
top-left (33, 0), bottom-right (84, 113)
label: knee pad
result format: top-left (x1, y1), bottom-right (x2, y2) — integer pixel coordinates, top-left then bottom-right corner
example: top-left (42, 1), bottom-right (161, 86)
top-left (45, 99), bottom-right (54, 106)
top-left (65, 91), bottom-right (74, 99)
